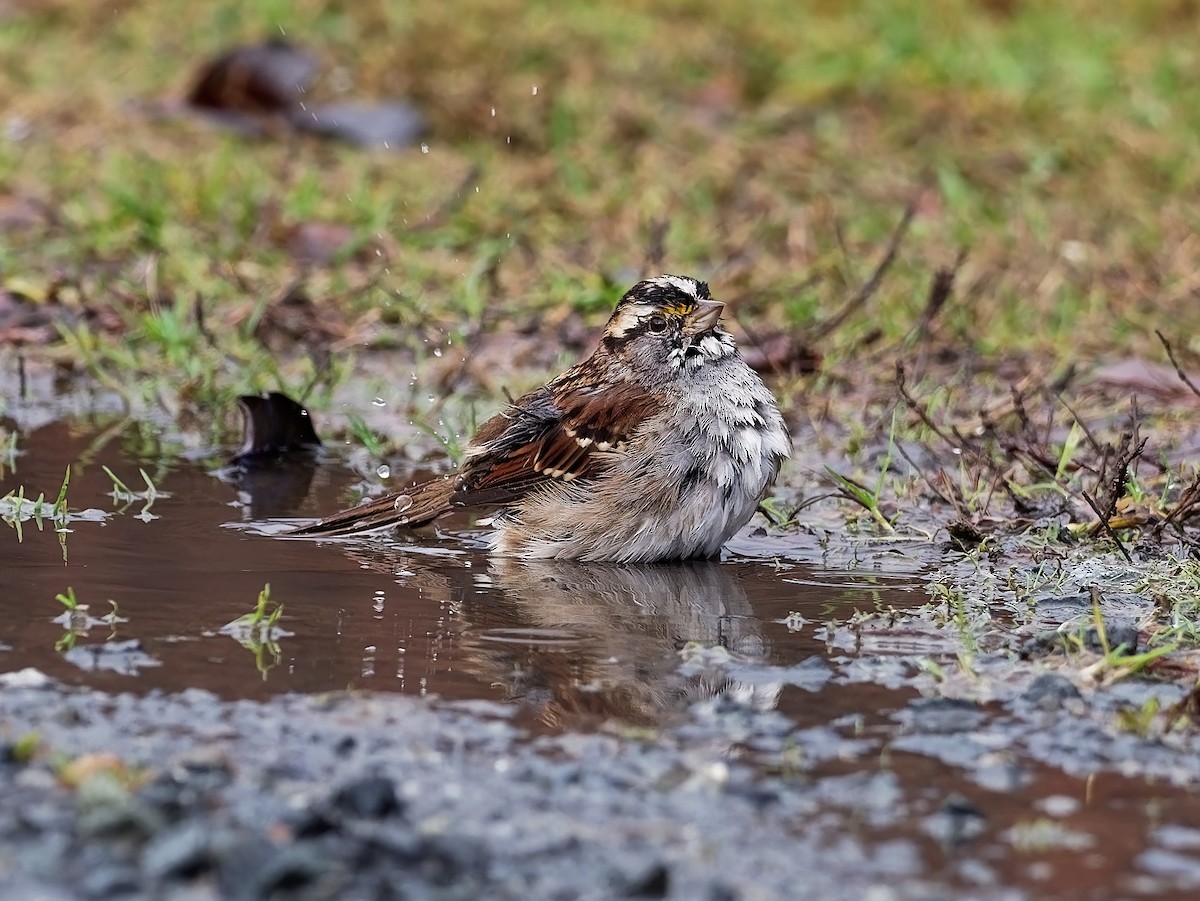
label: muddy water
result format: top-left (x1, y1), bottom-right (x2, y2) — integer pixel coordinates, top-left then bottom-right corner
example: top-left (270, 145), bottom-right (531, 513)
top-left (0, 418), bottom-right (917, 713)
top-left (5, 416), bottom-right (1200, 897)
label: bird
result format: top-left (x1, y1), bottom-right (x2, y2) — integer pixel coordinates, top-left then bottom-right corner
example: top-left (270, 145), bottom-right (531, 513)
top-left (290, 275), bottom-right (791, 562)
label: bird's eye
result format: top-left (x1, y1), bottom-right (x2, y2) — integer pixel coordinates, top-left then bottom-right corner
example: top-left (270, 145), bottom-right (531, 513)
top-left (648, 315), bottom-right (667, 334)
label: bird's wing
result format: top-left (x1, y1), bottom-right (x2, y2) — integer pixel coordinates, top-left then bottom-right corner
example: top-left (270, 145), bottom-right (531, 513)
top-left (287, 379), bottom-right (659, 538)
top-left (450, 379), bottom-right (660, 505)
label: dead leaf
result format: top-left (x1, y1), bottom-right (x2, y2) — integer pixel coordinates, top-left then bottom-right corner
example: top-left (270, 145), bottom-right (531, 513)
top-left (183, 40), bottom-right (424, 149)
top-left (0, 289), bottom-right (76, 345)
top-left (58, 752), bottom-right (133, 789)
top-left (187, 40), bottom-right (318, 116)
top-left (293, 101), bottom-right (424, 150)
top-left (252, 287), bottom-right (346, 350)
top-left (279, 221), bottom-right (359, 267)
top-left (1090, 358), bottom-right (1197, 401)
top-left (232, 391), bottom-right (321, 464)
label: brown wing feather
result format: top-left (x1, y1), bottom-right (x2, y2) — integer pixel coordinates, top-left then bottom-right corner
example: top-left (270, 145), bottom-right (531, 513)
top-left (288, 377), bottom-right (659, 538)
top-left (463, 381), bottom-right (659, 492)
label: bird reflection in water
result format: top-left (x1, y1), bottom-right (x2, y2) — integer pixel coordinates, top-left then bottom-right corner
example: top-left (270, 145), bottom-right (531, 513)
top-left (340, 544), bottom-right (778, 729)
top-left (481, 559), bottom-right (779, 728)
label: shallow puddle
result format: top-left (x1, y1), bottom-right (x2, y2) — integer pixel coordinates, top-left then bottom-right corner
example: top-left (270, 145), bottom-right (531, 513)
top-left (0, 418), bottom-right (921, 715)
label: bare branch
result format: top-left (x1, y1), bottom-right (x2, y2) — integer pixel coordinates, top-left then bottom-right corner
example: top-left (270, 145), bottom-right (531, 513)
top-left (1080, 490), bottom-right (1133, 563)
top-left (1156, 330), bottom-right (1200, 400)
top-left (809, 202), bottom-right (916, 343)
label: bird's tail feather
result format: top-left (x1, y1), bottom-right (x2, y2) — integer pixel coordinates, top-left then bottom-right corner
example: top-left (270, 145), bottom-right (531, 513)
top-left (287, 479), bottom-right (454, 538)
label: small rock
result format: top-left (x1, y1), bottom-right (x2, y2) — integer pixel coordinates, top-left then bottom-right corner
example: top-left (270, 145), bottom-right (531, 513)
top-left (1036, 795), bottom-right (1081, 818)
top-left (390, 833), bottom-right (488, 886)
top-left (0, 667), bottom-right (54, 688)
top-left (14, 768), bottom-right (58, 792)
top-left (1020, 674), bottom-right (1083, 708)
top-left (76, 795), bottom-right (162, 842)
top-left (332, 775), bottom-right (402, 820)
top-left (945, 518), bottom-right (986, 551)
top-left (213, 829), bottom-right (282, 898)
top-left (138, 754), bottom-right (232, 824)
top-left (142, 821), bottom-right (212, 880)
top-left (731, 784), bottom-right (781, 810)
top-left (79, 864), bottom-right (141, 898)
top-left (706, 884), bottom-right (738, 901)
top-left (973, 758), bottom-right (1030, 793)
top-left (253, 843), bottom-right (337, 895)
top-left (1018, 632), bottom-right (1065, 659)
top-left (618, 860), bottom-right (670, 898)
top-left (901, 698), bottom-right (986, 734)
top-left (935, 793), bottom-right (987, 847)
top-left (290, 805), bottom-right (341, 839)
top-left (1084, 620), bottom-right (1140, 656)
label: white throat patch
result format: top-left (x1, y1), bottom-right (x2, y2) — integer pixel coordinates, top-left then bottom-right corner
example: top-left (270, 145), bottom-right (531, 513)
top-left (669, 331), bottom-right (736, 369)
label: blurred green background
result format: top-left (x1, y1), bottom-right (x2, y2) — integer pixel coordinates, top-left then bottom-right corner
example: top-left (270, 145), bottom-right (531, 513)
top-left (2, 0), bottom-right (1198, 435)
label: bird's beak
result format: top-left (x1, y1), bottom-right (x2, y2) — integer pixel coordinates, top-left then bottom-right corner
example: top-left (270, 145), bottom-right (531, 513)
top-left (685, 299), bottom-right (725, 334)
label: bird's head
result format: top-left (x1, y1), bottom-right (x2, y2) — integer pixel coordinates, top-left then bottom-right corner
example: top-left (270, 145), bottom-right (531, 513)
top-left (601, 275), bottom-right (735, 371)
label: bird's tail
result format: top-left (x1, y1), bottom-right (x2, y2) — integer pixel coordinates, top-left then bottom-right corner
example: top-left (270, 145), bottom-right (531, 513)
top-left (287, 477), bottom-right (455, 538)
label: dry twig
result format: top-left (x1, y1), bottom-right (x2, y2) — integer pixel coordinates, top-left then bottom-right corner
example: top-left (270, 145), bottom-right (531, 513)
top-left (1156, 330), bottom-right (1200, 400)
top-left (808, 202), bottom-right (916, 343)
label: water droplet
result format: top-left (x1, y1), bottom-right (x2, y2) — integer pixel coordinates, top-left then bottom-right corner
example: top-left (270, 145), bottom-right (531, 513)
top-left (433, 348), bottom-right (443, 357)
top-left (377, 465), bottom-right (391, 479)
top-left (372, 397), bottom-right (387, 407)
top-left (490, 107), bottom-right (496, 117)
top-left (420, 143), bottom-right (430, 154)
top-left (531, 85), bottom-right (538, 96)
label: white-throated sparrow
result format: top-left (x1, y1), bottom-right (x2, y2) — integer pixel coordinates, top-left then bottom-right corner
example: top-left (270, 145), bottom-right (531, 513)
top-left (293, 275), bottom-right (791, 562)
